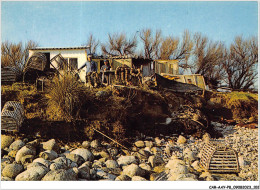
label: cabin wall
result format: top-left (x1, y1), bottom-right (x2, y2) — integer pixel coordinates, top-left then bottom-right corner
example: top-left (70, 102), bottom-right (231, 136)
top-left (29, 49), bottom-right (87, 81)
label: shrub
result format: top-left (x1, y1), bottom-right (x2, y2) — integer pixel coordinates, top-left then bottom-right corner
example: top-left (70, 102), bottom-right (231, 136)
top-left (45, 72), bottom-right (87, 122)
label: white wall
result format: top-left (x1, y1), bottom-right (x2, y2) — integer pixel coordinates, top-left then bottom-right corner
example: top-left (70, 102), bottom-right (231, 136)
top-left (29, 49), bottom-right (87, 82)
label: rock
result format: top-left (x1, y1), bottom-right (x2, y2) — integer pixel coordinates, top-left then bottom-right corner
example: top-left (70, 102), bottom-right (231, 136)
top-left (174, 173), bottom-right (198, 181)
top-left (82, 141), bottom-right (91, 148)
top-left (65, 153), bottom-right (85, 166)
top-left (41, 139), bottom-right (59, 152)
top-left (42, 168), bottom-right (78, 181)
top-left (144, 141), bottom-right (153, 148)
top-left (202, 133), bottom-right (211, 143)
top-left (1, 176), bottom-right (14, 181)
top-left (169, 164), bottom-right (188, 175)
top-left (148, 155), bottom-right (164, 168)
top-left (134, 149), bottom-right (151, 160)
top-left (9, 140), bottom-right (25, 151)
top-left (99, 150), bottom-right (110, 159)
top-left (8, 150), bottom-right (18, 158)
top-left (20, 155), bottom-right (35, 165)
top-left (183, 148), bottom-right (196, 163)
top-left (39, 150), bottom-right (58, 160)
top-left (71, 148), bottom-right (94, 162)
top-left (134, 140), bottom-right (145, 148)
top-left (139, 163), bottom-right (152, 172)
top-left (15, 145), bottom-right (36, 163)
top-left (1, 135), bottom-right (14, 150)
top-left (50, 163), bottom-right (67, 171)
top-left (177, 135), bottom-right (187, 144)
top-left (115, 174), bottom-right (132, 181)
top-left (105, 160), bottom-right (119, 169)
top-left (154, 137), bottom-right (162, 146)
top-left (26, 139), bottom-right (40, 148)
top-left (16, 166), bottom-right (49, 181)
top-left (132, 176), bottom-right (147, 181)
top-left (90, 139), bottom-right (101, 149)
top-left (151, 147), bottom-right (163, 155)
top-left (92, 160), bottom-right (103, 169)
top-left (117, 156), bottom-right (138, 167)
top-left (33, 158), bottom-right (51, 168)
top-left (165, 158), bottom-right (185, 170)
top-left (2, 163), bottom-right (24, 178)
top-left (78, 165), bottom-right (90, 179)
top-left (107, 148), bottom-right (119, 157)
top-left (96, 169), bottom-right (116, 180)
top-left (122, 164), bottom-right (146, 177)
top-left (191, 161), bottom-right (202, 172)
top-left (199, 172), bottom-right (212, 180)
top-left (53, 157), bottom-right (68, 166)
top-left (165, 118), bottom-right (172, 125)
top-left (26, 162), bottom-right (46, 170)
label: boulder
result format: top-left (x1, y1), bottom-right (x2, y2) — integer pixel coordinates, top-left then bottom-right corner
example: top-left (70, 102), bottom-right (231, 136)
top-left (105, 160), bottom-right (119, 169)
top-left (42, 168), bottom-right (78, 181)
top-left (8, 150), bottom-right (18, 158)
top-left (177, 135), bottom-right (187, 144)
top-left (26, 162), bottom-right (46, 170)
top-left (41, 139), bottom-right (59, 152)
top-left (117, 156), bottom-right (138, 167)
top-left (191, 160), bottom-right (202, 172)
top-left (183, 148), bottom-right (196, 163)
top-left (71, 148), bottom-right (94, 162)
top-left (174, 173), bottom-right (198, 181)
top-left (1, 176), bottom-right (14, 181)
top-left (139, 163), bottom-right (152, 172)
top-left (82, 141), bottom-right (91, 148)
top-left (165, 158), bottom-right (185, 170)
top-left (20, 155), bottom-right (35, 165)
top-left (39, 150), bottom-right (58, 160)
top-left (1, 135), bottom-right (14, 149)
top-left (2, 163), bottom-right (24, 178)
top-left (65, 153), bottom-right (85, 166)
top-left (15, 166), bottom-right (49, 181)
top-left (15, 145), bottom-right (36, 163)
top-left (238, 156), bottom-right (245, 168)
top-left (122, 164), bottom-right (146, 177)
top-left (132, 176), bottom-right (147, 181)
top-left (99, 150), bottom-right (110, 159)
top-left (96, 169), bottom-right (116, 180)
top-left (134, 149), bottom-right (151, 160)
top-left (144, 141), bottom-right (153, 148)
top-left (115, 174), bottom-right (131, 181)
top-left (33, 158), bottom-right (51, 168)
top-left (148, 155), bottom-right (164, 168)
top-left (90, 139), bottom-right (101, 149)
top-left (134, 141), bottom-right (145, 148)
top-left (202, 133), bottom-right (211, 143)
top-left (151, 147), bottom-right (163, 155)
top-left (9, 140), bottom-right (25, 151)
top-left (78, 165), bottom-right (90, 179)
top-left (50, 163), bottom-right (67, 171)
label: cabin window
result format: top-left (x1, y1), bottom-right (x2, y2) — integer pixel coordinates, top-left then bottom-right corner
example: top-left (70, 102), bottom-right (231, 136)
top-left (69, 58), bottom-right (78, 70)
top-left (64, 58), bottom-right (78, 70)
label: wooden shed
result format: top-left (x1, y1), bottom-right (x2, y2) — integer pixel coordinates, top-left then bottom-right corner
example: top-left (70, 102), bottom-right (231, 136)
top-left (1, 101), bottom-right (25, 132)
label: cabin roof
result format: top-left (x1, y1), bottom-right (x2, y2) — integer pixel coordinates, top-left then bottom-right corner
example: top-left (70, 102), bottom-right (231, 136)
top-left (29, 46), bottom-right (89, 51)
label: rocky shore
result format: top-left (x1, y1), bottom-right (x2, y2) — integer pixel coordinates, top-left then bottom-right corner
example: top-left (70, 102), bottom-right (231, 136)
top-left (1, 122), bottom-right (258, 181)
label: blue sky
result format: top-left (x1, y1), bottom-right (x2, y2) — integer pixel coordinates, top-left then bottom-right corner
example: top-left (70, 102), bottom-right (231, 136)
top-left (1, 1), bottom-right (258, 52)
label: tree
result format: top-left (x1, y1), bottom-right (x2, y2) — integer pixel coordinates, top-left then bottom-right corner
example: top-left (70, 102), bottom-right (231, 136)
top-left (139, 29), bottom-right (162, 59)
top-left (192, 33), bottom-right (225, 87)
top-left (160, 36), bottom-right (179, 60)
top-left (173, 30), bottom-right (193, 60)
top-left (222, 36), bottom-right (258, 90)
top-left (84, 33), bottom-right (99, 55)
top-left (101, 33), bottom-right (137, 56)
top-left (1, 40), bottom-right (38, 72)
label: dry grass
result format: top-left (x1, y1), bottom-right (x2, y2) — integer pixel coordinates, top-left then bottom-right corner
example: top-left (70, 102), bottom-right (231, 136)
top-left (45, 72), bottom-right (88, 122)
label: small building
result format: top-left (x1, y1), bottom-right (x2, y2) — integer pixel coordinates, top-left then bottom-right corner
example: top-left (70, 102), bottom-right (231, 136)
top-left (155, 60), bottom-right (179, 75)
top-left (29, 46), bottom-right (91, 82)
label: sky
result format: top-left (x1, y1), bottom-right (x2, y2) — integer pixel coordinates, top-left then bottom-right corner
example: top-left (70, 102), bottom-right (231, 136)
top-left (1, 1), bottom-right (258, 52)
